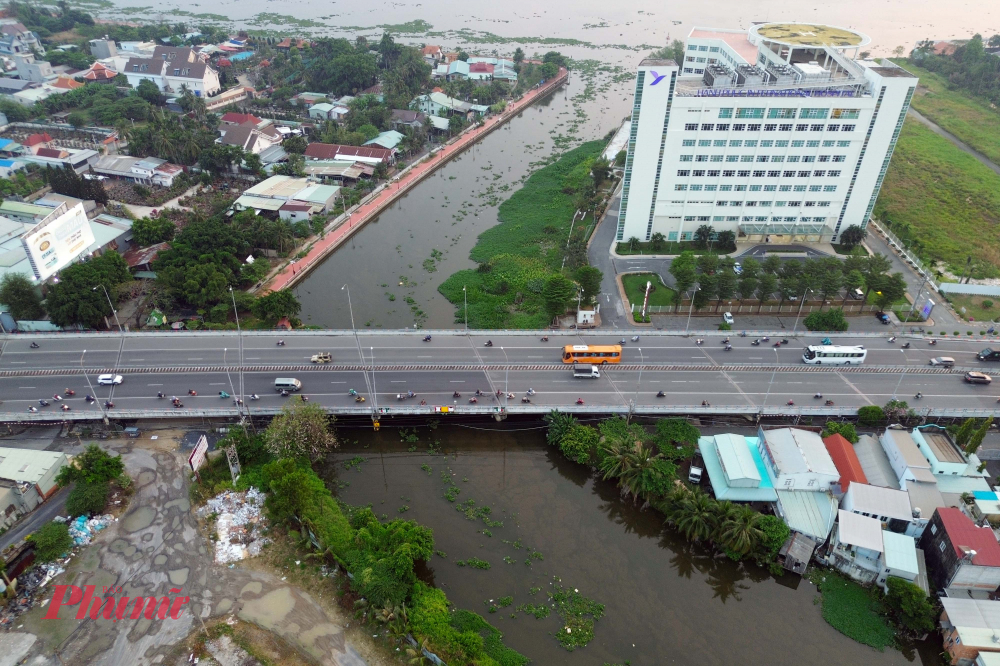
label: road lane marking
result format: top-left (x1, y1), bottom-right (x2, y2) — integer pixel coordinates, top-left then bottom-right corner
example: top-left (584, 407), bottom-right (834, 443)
top-left (246, 357), bottom-right (260, 360)
top-left (188, 358), bottom-right (203, 360)
top-left (836, 372), bottom-right (875, 405)
top-left (450, 380), bottom-right (465, 383)
top-left (148, 383), bottom-right (163, 386)
top-left (210, 383), bottom-right (225, 385)
top-left (18, 386), bottom-right (34, 389)
top-left (391, 380), bottom-right (406, 383)
top-left (331, 381), bottom-right (346, 384)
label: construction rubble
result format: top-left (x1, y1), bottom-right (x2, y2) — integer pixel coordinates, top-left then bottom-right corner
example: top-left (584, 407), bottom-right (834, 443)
top-left (199, 488), bottom-right (269, 564)
top-left (68, 514), bottom-right (115, 547)
top-left (0, 563), bottom-right (65, 628)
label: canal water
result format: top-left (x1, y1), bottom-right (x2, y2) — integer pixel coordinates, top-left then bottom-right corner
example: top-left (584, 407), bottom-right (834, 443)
top-left (326, 424), bottom-right (942, 666)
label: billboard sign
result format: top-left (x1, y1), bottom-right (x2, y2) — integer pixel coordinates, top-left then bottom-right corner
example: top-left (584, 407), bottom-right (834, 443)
top-left (922, 298), bottom-right (935, 320)
top-left (188, 435), bottom-right (208, 472)
top-left (21, 202), bottom-right (94, 281)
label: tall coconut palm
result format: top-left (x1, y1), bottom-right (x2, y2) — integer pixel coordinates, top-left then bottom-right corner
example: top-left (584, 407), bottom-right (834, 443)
top-left (717, 505), bottom-right (764, 557)
top-left (672, 489), bottom-right (718, 542)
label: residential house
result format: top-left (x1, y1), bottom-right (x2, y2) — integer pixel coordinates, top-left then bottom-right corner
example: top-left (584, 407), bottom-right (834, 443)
top-left (275, 38), bottom-right (313, 52)
top-left (14, 54), bottom-right (54, 83)
top-left (278, 201), bottom-right (320, 223)
top-left (92, 155), bottom-right (184, 187)
top-left (434, 60), bottom-right (470, 81)
top-left (119, 41), bottom-right (157, 57)
top-left (302, 159), bottom-right (371, 183)
top-left (421, 45), bottom-right (443, 63)
top-left (468, 57), bottom-right (517, 81)
top-left (364, 130), bottom-right (404, 151)
top-left (912, 425), bottom-right (985, 478)
top-left (876, 531), bottom-right (925, 593)
top-left (0, 447), bottom-right (67, 528)
top-left (919, 507), bottom-right (1000, 597)
top-left (22, 133), bottom-right (52, 155)
top-left (907, 480), bottom-right (950, 537)
top-left (122, 242), bottom-right (169, 273)
top-left (829, 510), bottom-right (884, 583)
top-left (697, 433), bottom-right (777, 502)
top-left (390, 109), bottom-right (426, 129)
top-left (123, 46), bottom-right (220, 97)
top-left (0, 22), bottom-right (40, 56)
top-left (0, 159), bottom-right (24, 178)
top-left (19, 147), bottom-right (98, 173)
top-left (203, 85), bottom-right (254, 111)
top-left (0, 77), bottom-right (37, 96)
top-left (87, 213), bottom-right (134, 256)
top-left (219, 112), bottom-right (265, 128)
top-left (49, 76), bottom-right (83, 92)
top-left (88, 38), bottom-right (117, 59)
top-left (82, 62), bottom-right (118, 82)
top-left (358, 83), bottom-right (384, 102)
top-left (823, 433), bottom-right (868, 494)
top-left (881, 427), bottom-right (935, 489)
top-left (758, 428), bottom-right (841, 541)
top-left (841, 482), bottom-right (917, 535)
top-left (217, 123), bottom-right (282, 154)
top-left (412, 91), bottom-right (488, 116)
top-left (304, 143), bottom-right (394, 165)
top-left (940, 598), bottom-right (1000, 665)
top-left (232, 175), bottom-right (339, 218)
top-left (290, 92), bottom-right (328, 107)
top-left (308, 103), bottom-right (338, 121)
top-left (968, 491), bottom-right (1000, 525)
top-left (468, 61), bottom-right (494, 80)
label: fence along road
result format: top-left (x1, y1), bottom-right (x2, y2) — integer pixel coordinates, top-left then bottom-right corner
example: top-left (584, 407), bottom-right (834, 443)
top-left (1, 330), bottom-right (999, 421)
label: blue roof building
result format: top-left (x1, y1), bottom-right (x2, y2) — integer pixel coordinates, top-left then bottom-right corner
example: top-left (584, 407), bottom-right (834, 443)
top-left (698, 434), bottom-right (777, 502)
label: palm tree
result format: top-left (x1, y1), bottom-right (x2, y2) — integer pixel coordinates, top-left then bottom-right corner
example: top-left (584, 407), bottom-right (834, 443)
top-left (672, 489), bottom-right (718, 542)
top-left (716, 505), bottom-right (764, 556)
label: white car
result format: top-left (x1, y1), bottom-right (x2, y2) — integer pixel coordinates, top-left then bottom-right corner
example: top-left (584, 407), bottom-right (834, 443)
top-left (97, 374), bottom-right (123, 386)
top-left (733, 262), bottom-right (743, 275)
top-left (723, 312), bottom-right (735, 325)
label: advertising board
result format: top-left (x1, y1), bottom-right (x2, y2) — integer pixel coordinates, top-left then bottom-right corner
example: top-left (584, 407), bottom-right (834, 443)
top-left (21, 202), bottom-right (94, 280)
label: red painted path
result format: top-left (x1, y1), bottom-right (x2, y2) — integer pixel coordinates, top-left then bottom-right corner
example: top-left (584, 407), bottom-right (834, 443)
top-left (265, 67), bottom-right (569, 292)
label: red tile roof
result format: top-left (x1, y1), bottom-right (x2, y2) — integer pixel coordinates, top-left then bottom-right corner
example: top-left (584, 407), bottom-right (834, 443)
top-left (23, 133), bottom-right (52, 147)
top-left (35, 147), bottom-right (67, 158)
top-left (469, 62), bottom-right (494, 73)
top-left (937, 507), bottom-right (1000, 566)
top-left (421, 45), bottom-right (442, 56)
top-left (823, 434), bottom-right (868, 490)
top-left (304, 143), bottom-right (392, 161)
top-left (51, 76), bottom-right (83, 90)
top-left (220, 112), bottom-right (262, 126)
top-left (84, 62), bottom-right (117, 80)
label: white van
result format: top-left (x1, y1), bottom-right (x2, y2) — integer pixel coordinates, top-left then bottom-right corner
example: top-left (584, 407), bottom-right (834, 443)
top-left (573, 364), bottom-right (600, 378)
top-left (851, 288), bottom-right (864, 300)
top-left (274, 378), bottom-right (302, 392)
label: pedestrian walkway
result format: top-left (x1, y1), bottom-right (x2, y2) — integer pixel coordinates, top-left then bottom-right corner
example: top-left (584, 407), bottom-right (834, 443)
top-left (266, 68), bottom-right (569, 293)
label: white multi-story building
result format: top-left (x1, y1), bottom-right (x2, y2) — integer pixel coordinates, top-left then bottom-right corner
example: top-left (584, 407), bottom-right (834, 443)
top-left (618, 23), bottom-right (917, 244)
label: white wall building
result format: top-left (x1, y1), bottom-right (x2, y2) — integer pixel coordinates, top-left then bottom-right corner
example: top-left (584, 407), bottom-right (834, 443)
top-left (617, 23), bottom-right (917, 244)
top-left (123, 46), bottom-right (220, 97)
top-left (757, 427), bottom-right (840, 491)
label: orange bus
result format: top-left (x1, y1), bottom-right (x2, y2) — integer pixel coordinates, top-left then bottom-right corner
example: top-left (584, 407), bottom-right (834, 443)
top-left (561, 344), bottom-right (623, 364)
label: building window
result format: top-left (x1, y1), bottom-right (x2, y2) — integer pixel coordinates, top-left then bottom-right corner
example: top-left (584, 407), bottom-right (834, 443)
top-left (837, 140), bottom-right (851, 147)
top-left (675, 184), bottom-right (687, 191)
top-left (695, 155), bottom-right (708, 162)
top-left (800, 108), bottom-right (829, 119)
top-left (733, 123), bottom-right (746, 131)
top-left (806, 140), bottom-right (820, 148)
top-left (783, 170), bottom-right (796, 177)
top-left (768, 108), bottom-right (797, 119)
top-left (716, 200), bottom-right (728, 206)
top-left (683, 68), bottom-right (694, 74)
top-left (693, 170), bottom-right (705, 176)
top-left (789, 201), bottom-right (801, 207)
top-left (827, 124), bottom-right (840, 132)
top-left (740, 155), bottom-right (753, 163)
top-left (719, 185), bottom-right (732, 191)
top-left (818, 155), bottom-right (830, 163)
top-left (810, 124), bottom-right (824, 131)
top-left (736, 108), bottom-right (764, 119)
top-left (775, 140), bottom-right (789, 147)
top-left (843, 124), bottom-right (856, 132)
top-left (734, 185), bottom-right (747, 191)
top-left (833, 155), bottom-right (846, 162)
top-left (802, 156), bottom-right (816, 163)
top-left (737, 170), bottom-right (750, 177)
top-left (938, 541), bottom-right (946, 553)
top-left (686, 56), bottom-right (696, 62)
top-left (819, 201), bottom-right (831, 207)
top-left (779, 124), bottom-right (793, 131)
top-left (713, 140), bottom-right (726, 147)
top-left (680, 155), bottom-right (693, 162)
top-left (795, 124), bottom-right (809, 132)
top-left (829, 170), bottom-right (841, 177)
top-left (723, 170), bottom-right (735, 177)
top-left (793, 185), bottom-right (806, 192)
top-left (775, 201), bottom-right (786, 207)
top-left (805, 201), bottom-right (816, 207)
top-left (779, 185), bottom-right (792, 192)
top-left (699, 139), bottom-right (712, 147)
top-left (787, 156), bottom-right (800, 163)
top-left (707, 169), bottom-right (720, 176)
top-left (716, 123), bottom-right (729, 131)
top-left (752, 170), bottom-right (765, 177)
top-left (698, 46), bottom-right (708, 51)
top-left (814, 170), bottom-right (826, 177)
top-left (677, 170), bottom-right (690, 176)
top-left (701, 123), bottom-right (715, 131)
top-left (749, 185), bottom-right (762, 192)
top-left (726, 155), bottom-right (739, 163)
top-left (760, 140), bottom-right (774, 147)
top-left (824, 185), bottom-right (837, 192)
top-left (685, 124), bottom-right (698, 131)
top-left (710, 155), bottom-right (723, 162)
top-left (832, 108), bottom-right (860, 120)
top-left (756, 155), bottom-right (769, 163)
top-left (764, 123), bottom-right (777, 131)
top-left (744, 140), bottom-right (758, 148)
top-left (705, 185), bottom-right (717, 191)
top-left (695, 57), bottom-right (707, 63)
top-left (748, 123), bottom-right (761, 131)
top-left (690, 185), bottom-right (702, 191)
top-left (682, 139), bottom-right (695, 146)
top-left (718, 108), bottom-right (733, 119)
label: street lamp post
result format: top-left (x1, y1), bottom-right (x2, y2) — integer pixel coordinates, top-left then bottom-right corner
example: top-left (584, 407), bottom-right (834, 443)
top-left (500, 346), bottom-right (509, 411)
top-left (630, 347), bottom-right (643, 421)
top-left (905, 272), bottom-right (930, 326)
top-left (93, 284), bottom-right (122, 332)
top-left (463, 285), bottom-right (468, 332)
top-left (684, 287), bottom-right (700, 336)
top-left (80, 350), bottom-right (107, 424)
top-left (791, 288), bottom-right (813, 335)
top-left (229, 287), bottom-right (245, 415)
top-left (370, 346), bottom-right (379, 417)
top-left (223, 347), bottom-right (239, 415)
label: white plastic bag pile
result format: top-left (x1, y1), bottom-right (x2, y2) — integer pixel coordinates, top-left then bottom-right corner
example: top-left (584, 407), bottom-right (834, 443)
top-left (68, 514), bottom-right (115, 546)
top-left (203, 488), bottom-right (269, 564)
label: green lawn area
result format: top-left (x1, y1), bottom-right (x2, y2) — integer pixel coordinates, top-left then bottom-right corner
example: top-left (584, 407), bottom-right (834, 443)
top-left (874, 119), bottom-right (1000, 278)
top-left (944, 293), bottom-right (1000, 324)
top-left (621, 273), bottom-right (676, 308)
top-left (813, 572), bottom-right (896, 651)
top-left (897, 59), bottom-right (1000, 165)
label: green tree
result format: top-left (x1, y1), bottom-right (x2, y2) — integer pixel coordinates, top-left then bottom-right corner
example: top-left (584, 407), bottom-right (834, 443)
top-left (839, 225), bottom-right (867, 249)
top-left (884, 577), bottom-right (936, 633)
top-left (131, 216), bottom-right (175, 246)
top-left (843, 269), bottom-right (865, 304)
top-left (243, 152), bottom-right (263, 176)
top-left (696, 252), bottom-right (719, 276)
top-left (737, 274), bottom-right (758, 304)
top-left (694, 224), bottom-right (714, 249)
top-left (874, 272), bottom-right (907, 312)
top-left (66, 481), bottom-right (110, 517)
top-left (67, 110), bottom-right (88, 128)
top-left (512, 47), bottom-right (524, 64)
top-left (649, 232), bottom-right (666, 251)
top-left (573, 265), bottom-right (602, 304)
top-left (714, 270), bottom-right (736, 312)
top-left (669, 251), bottom-right (697, 313)
top-left (670, 488), bottom-right (718, 542)
top-left (822, 421), bottom-right (858, 443)
top-left (862, 253), bottom-right (893, 301)
top-left (716, 230), bottom-right (736, 251)
top-left (135, 78), bottom-right (163, 105)
top-left (559, 424), bottom-right (599, 465)
top-left (755, 515), bottom-right (790, 561)
top-left (803, 308), bottom-right (849, 332)
top-left (283, 135), bottom-right (307, 154)
top-left (0, 273), bottom-right (45, 320)
top-left (252, 289), bottom-right (301, 322)
top-left (756, 273), bottom-right (777, 313)
top-left (818, 268), bottom-right (843, 308)
top-left (653, 418), bottom-right (700, 455)
top-left (858, 405), bottom-right (886, 427)
top-left (456, 50), bottom-right (469, 62)
top-left (56, 444), bottom-right (125, 486)
top-left (956, 418), bottom-right (979, 451)
top-left (967, 416), bottom-right (994, 455)
top-left (717, 504), bottom-right (764, 557)
top-left (29, 521), bottom-right (73, 563)
top-left (543, 410), bottom-right (578, 446)
top-left (264, 396), bottom-right (338, 459)
top-left (542, 274), bottom-right (575, 322)
top-left (45, 252), bottom-right (130, 328)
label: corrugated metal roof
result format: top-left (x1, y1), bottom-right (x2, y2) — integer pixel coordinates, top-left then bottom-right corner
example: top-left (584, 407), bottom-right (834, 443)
top-left (837, 509), bottom-right (884, 552)
top-left (942, 597), bottom-right (1000, 637)
top-left (244, 175), bottom-right (310, 199)
top-left (881, 530), bottom-right (919, 574)
top-left (937, 507), bottom-right (1000, 566)
top-left (715, 433), bottom-right (761, 484)
top-left (0, 447), bottom-right (64, 484)
top-left (935, 474), bottom-right (992, 494)
top-left (847, 483), bottom-right (912, 522)
top-left (294, 184), bottom-right (339, 205)
top-left (884, 429), bottom-right (930, 469)
top-left (775, 489), bottom-right (837, 540)
top-left (906, 481), bottom-right (948, 519)
top-left (698, 436), bottom-right (777, 502)
top-left (763, 428), bottom-right (838, 477)
top-left (854, 434), bottom-right (897, 488)
top-left (233, 195), bottom-right (284, 211)
top-left (823, 433), bottom-right (868, 489)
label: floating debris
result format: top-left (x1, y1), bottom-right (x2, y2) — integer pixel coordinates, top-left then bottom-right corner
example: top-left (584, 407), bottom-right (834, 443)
top-left (199, 489), bottom-right (269, 564)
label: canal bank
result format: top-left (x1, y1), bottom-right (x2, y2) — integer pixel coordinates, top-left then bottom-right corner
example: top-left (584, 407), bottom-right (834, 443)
top-left (325, 423), bottom-right (943, 666)
top-left (266, 68), bottom-right (569, 294)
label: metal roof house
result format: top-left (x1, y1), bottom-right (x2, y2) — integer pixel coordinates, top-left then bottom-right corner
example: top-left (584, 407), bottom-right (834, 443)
top-left (941, 598), bottom-right (1000, 664)
top-left (364, 130), bottom-right (404, 151)
top-left (757, 427), bottom-right (840, 491)
top-left (876, 530), bottom-right (923, 593)
top-left (841, 482), bottom-right (913, 525)
top-left (828, 509), bottom-right (884, 583)
top-left (697, 434), bottom-right (776, 502)
top-left (911, 424), bottom-right (986, 478)
top-left (919, 507), bottom-right (1000, 598)
top-left (823, 433), bottom-right (867, 493)
top-left (880, 427), bottom-right (935, 489)
top-left (774, 488), bottom-right (838, 541)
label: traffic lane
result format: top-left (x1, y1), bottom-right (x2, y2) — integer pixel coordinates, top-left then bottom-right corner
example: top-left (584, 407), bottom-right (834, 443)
top-left (0, 342), bottom-right (122, 370)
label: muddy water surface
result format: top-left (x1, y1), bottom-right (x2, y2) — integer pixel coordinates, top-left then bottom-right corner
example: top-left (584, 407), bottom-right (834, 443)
top-left (328, 424), bottom-right (941, 665)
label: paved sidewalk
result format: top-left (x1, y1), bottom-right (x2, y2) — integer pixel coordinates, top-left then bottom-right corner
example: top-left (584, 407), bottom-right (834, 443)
top-left (116, 185), bottom-right (200, 220)
top-left (265, 68), bottom-right (569, 293)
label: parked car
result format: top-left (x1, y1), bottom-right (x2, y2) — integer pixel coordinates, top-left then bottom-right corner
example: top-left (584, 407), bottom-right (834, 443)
top-left (733, 262), bottom-right (743, 276)
top-left (723, 312), bottom-right (734, 325)
top-left (97, 374), bottom-right (123, 385)
top-left (688, 461), bottom-right (704, 485)
top-left (978, 348), bottom-right (1000, 362)
top-left (875, 312), bottom-right (890, 325)
top-left (929, 357), bottom-right (955, 367)
top-left (964, 371), bottom-right (993, 385)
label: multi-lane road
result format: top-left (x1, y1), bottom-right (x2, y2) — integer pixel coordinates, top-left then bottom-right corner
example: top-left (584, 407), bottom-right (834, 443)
top-left (1, 331), bottom-right (998, 420)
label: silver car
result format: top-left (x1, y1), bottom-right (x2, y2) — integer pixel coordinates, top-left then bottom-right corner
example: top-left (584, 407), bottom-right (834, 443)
top-left (97, 374), bottom-right (123, 385)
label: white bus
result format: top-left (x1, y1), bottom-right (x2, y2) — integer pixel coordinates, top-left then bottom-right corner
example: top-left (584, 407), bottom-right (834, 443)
top-left (802, 345), bottom-right (867, 365)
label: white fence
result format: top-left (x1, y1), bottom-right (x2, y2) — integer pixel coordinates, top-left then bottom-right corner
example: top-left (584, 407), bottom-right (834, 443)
top-left (867, 218), bottom-right (940, 292)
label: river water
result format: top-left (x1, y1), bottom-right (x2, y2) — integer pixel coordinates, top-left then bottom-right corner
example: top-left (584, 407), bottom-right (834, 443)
top-left (326, 424), bottom-right (942, 666)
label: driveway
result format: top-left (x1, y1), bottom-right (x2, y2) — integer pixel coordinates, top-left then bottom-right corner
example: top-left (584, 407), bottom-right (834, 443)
top-left (16, 438), bottom-right (367, 665)
top-left (0, 486), bottom-right (69, 552)
top-left (116, 185), bottom-right (200, 220)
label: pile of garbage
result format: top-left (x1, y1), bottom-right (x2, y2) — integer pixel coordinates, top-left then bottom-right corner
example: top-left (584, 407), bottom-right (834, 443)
top-left (0, 563), bottom-right (65, 628)
top-left (68, 514), bottom-right (115, 547)
top-left (199, 488), bottom-right (269, 564)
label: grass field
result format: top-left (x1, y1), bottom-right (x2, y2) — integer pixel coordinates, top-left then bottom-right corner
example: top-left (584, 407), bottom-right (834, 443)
top-left (812, 572), bottom-right (896, 651)
top-left (621, 273), bottom-right (676, 308)
top-left (874, 119), bottom-right (1000, 278)
top-left (898, 59), bottom-right (1000, 165)
top-left (615, 241), bottom-right (734, 256)
top-left (944, 294), bottom-right (1000, 324)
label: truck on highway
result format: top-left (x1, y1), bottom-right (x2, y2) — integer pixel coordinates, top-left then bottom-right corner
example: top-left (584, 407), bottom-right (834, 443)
top-left (573, 364), bottom-right (600, 378)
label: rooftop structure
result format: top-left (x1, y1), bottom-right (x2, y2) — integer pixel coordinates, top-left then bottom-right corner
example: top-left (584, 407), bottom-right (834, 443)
top-left (758, 427), bottom-right (839, 491)
top-left (0, 446), bottom-right (66, 490)
top-left (837, 509), bottom-right (884, 553)
top-left (823, 433), bottom-right (867, 491)
top-left (842, 483), bottom-right (913, 523)
top-left (750, 23), bottom-right (869, 48)
top-left (304, 143), bottom-right (394, 165)
top-left (881, 530), bottom-right (919, 576)
top-left (774, 489), bottom-right (838, 540)
top-left (364, 130), bottom-right (404, 150)
top-left (854, 434), bottom-right (899, 488)
top-left (698, 434), bottom-right (777, 502)
top-left (941, 598), bottom-right (1000, 663)
top-left (936, 507), bottom-right (1000, 567)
